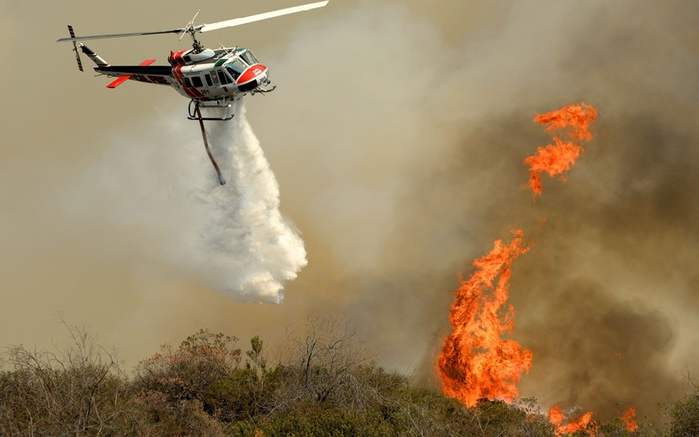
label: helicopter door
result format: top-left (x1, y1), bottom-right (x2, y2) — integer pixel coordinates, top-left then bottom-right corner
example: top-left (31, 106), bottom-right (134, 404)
top-left (215, 68), bottom-right (235, 93)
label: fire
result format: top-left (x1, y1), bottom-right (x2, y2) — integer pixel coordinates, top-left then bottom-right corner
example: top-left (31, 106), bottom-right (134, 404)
top-left (524, 138), bottom-right (582, 196)
top-left (524, 103), bottom-right (597, 198)
top-left (437, 230), bottom-right (533, 407)
top-left (436, 103), bottom-right (624, 430)
top-left (547, 404), bottom-right (637, 435)
top-left (534, 102), bottom-right (598, 142)
top-left (622, 406), bottom-right (639, 432)
top-left (549, 405), bottom-right (597, 436)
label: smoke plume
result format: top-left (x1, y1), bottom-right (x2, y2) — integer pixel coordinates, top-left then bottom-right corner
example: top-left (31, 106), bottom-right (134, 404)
top-left (252, 0), bottom-right (699, 421)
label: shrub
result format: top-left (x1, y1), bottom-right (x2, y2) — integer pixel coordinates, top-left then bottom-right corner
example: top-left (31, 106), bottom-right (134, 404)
top-left (0, 322), bottom-right (148, 436)
top-left (669, 384), bottom-right (699, 437)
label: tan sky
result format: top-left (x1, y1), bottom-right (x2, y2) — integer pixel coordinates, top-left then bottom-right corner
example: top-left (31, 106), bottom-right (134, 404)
top-left (2, 0), bottom-right (699, 421)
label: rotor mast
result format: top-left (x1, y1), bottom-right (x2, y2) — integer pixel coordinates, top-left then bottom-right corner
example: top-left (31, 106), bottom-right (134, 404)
top-left (179, 10), bottom-right (205, 52)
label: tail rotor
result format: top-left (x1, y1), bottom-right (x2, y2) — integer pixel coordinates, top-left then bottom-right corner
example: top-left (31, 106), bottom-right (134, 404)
top-left (67, 25), bottom-right (84, 71)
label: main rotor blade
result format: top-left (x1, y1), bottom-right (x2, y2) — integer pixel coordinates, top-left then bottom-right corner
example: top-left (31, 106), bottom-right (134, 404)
top-left (57, 29), bottom-right (182, 43)
top-left (199, 0), bottom-right (328, 33)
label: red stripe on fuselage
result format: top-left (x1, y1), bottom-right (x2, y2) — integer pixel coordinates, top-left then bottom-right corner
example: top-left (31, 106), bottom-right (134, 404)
top-left (173, 65), bottom-right (196, 97)
top-left (172, 65), bottom-right (205, 98)
top-left (168, 49), bottom-right (190, 66)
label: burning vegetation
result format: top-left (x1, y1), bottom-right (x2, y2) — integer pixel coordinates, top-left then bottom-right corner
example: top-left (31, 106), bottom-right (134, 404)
top-left (1, 319), bottom-right (696, 436)
top-left (435, 103), bottom-right (657, 435)
top-left (438, 103), bottom-right (598, 408)
top-left (437, 230), bottom-right (532, 407)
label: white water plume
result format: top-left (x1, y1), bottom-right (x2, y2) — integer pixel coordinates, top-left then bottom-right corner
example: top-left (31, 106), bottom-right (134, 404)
top-left (194, 99), bottom-right (307, 302)
top-left (70, 98), bottom-right (306, 303)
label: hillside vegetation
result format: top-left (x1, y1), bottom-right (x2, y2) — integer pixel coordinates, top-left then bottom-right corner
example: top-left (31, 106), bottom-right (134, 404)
top-left (1, 317), bottom-right (696, 436)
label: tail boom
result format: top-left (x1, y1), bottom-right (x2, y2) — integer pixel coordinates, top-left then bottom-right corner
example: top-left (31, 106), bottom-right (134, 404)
top-left (79, 44), bottom-right (110, 67)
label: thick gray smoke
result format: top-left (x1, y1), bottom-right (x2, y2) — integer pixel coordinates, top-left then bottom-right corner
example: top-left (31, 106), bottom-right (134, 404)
top-left (67, 99), bottom-right (306, 303)
top-left (249, 0), bottom-right (699, 421)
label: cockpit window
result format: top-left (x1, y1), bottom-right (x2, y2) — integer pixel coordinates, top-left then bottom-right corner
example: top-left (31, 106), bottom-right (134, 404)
top-left (225, 59), bottom-right (247, 80)
top-left (241, 51), bottom-right (258, 66)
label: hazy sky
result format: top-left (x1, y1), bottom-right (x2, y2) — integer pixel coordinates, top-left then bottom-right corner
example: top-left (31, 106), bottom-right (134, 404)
top-left (2, 0), bottom-right (698, 421)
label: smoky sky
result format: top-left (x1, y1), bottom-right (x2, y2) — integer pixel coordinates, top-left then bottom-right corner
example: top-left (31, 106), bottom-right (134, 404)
top-left (328, 0), bottom-right (699, 420)
top-left (1, 0), bottom-right (698, 423)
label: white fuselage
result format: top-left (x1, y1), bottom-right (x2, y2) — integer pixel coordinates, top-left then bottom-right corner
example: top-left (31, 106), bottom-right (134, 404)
top-left (167, 48), bottom-right (270, 101)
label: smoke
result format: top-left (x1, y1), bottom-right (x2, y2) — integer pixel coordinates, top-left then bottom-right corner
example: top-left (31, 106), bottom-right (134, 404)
top-left (249, 0), bottom-right (699, 421)
top-left (520, 280), bottom-right (679, 420)
top-left (66, 99), bottom-right (306, 303)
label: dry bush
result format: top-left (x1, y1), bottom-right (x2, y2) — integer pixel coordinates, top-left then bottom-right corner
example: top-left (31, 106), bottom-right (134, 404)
top-left (0, 319), bottom-right (148, 436)
top-left (273, 315), bottom-right (376, 409)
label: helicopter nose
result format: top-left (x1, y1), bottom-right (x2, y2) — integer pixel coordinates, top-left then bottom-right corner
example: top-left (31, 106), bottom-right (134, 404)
top-left (237, 64), bottom-right (268, 91)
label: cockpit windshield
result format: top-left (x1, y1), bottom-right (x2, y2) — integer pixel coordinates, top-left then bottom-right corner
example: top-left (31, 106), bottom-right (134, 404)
top-left (241, 50), bottom-right (259, 66)
top-left (225, 58), bottom-right (247, 80)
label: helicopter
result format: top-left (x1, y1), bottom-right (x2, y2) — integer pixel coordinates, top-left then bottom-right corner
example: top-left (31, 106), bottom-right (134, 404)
top-left (57, 1), bottom-right (329, 185)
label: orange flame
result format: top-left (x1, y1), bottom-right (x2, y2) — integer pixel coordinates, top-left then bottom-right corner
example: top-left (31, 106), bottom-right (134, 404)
top-left (524, 103), bottom-right (598, 198)
top-left (534, 102), bottom-right (598, 142)
top-left (524, 138), bottom-right (583, 196)
top-left (549, 405), bottom-right (597, 436)
top-left (436, 103), bottom-right (621, 430)
top-left (622, 406), bottom-right (639, 432)
top-left (437, 230), bottom-right (533, 407)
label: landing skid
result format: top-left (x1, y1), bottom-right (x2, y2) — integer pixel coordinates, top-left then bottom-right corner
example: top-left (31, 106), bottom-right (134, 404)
top-left (187, 99), bottom-right (235, 121)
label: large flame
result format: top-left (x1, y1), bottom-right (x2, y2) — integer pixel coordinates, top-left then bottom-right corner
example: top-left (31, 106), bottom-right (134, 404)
top-left (437, 104), bottom-right (615, 432)
top-left (437, 230), bottom-right (533, 407)
top-left (524, 103), bottom-right (598, 198)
